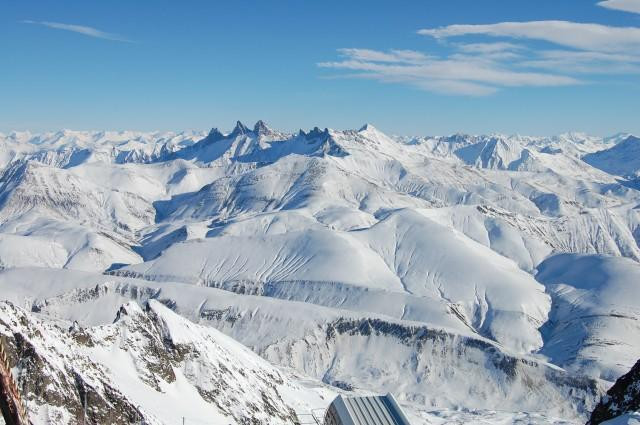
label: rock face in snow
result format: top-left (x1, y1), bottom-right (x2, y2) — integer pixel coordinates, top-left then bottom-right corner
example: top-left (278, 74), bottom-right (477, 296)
top-left (0, 122), bottom-right (639, 423)
top-left (0, 299), bottom-right (332, 425)
top-left (588, 359), bottom-right (640, 425)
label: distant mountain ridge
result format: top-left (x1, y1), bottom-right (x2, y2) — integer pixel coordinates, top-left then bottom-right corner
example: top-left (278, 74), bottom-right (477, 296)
top-left (583, 135), bottom-right (640, 178)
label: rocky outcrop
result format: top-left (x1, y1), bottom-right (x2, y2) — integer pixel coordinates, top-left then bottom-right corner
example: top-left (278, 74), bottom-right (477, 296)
top-left (0, 300), bottom-right (314, 425)
top-left (0, 302), bottom-right (143, 424)
top-left (588, 359), bottom-right (640, 424)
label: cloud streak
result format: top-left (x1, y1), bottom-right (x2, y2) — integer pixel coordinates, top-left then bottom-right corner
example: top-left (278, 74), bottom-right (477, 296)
top-left (320, 4), bottom-right (640, 97)
top-left (318, 49), bottom-right (580, 96)
top-left (22, 20), bottom-right (131, 42)
top-left (598, 0), bottom-right (640, 14)
top-left (335, 48), bottom-right (431, 64)
top-left (454, 42), bottom-right (524, 54)
top-left (520, 49), bottom-right (640, 74)
top-left (418, 21), bottom-right (640, 53)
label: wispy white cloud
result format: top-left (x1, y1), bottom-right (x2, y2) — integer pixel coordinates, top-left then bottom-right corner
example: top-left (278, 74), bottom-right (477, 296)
top-left (336, 48), bottom-right (431, 64)
top-left (451, 42), bottom-right (526, 60)
top-left (415, 79), bottom-right (499, 96)
top-left (455, 42), bottom-right (524, 54)
top-left (318, 49), bottom-right (579, 96)
top-left (320, 7), bottom-right (640, 97)
top-left (418, 21), bottom-right (640, 53)
top-left (322, 70), bottom-right (499, 96)
top-left (22, 20), bottom-right (131, 42)
top-left (520, 49), bottom-right (640, 74)
top-left (597, 0), bottom-right (640, 14)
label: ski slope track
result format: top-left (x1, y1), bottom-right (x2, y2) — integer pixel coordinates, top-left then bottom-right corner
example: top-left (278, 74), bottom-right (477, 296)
top-left (0, 121), bottom-right (639, 424)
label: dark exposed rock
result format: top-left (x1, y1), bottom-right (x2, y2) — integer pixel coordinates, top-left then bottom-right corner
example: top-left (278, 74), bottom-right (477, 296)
top-left (325, 317), bottom-right (600, 415)
top-left (1, 300), bottom-right (305, 424)
top-left (588, 359), bottom-right (640, 424)
top-left (0, 304), bottom-right (144, 425)
top-left (254, 120), bottom-right (271, 135)
top-left (230, 121), bottom-right (251, 137)
top-left (206, 127), bottom-right (225, 142)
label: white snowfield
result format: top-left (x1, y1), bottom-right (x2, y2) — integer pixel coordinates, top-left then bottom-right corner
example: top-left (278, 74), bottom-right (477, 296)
top-left (0, 121), bottom-right (639, 424)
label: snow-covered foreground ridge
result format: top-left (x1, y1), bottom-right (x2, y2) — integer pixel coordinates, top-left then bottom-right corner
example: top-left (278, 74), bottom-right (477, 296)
top-left (0, 299), bottom-right (332, 424)
top-left (1, 122), bottom-right (640, 423)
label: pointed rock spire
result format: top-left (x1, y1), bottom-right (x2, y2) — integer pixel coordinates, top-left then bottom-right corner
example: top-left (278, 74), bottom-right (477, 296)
top-left (206, 127), bottom-right (225, 142)
top-left (306, 127), bottom-right (326, 139)
top-left (230, 121), bottom-right (250, 137)
top-left (253, 120), bottom-right (271, 135)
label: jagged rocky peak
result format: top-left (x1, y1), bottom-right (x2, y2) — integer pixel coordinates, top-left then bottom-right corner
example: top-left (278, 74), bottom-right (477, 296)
top-left (206, 127), bottom-right (225, 141)
top-left (230, 120), bottom-right (250, 137)
top-left (305, 126), bottom-right (328, 139)
top-left (588, 359), bottom-right (640, 424)
top-left (0, 299), bottom-right (320, 425)
top-left (253, 119), bottom-right (271, 135)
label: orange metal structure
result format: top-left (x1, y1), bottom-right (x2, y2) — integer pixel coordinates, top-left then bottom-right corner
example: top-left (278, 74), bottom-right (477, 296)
top-left (0, 338), bottom-right (29, 425)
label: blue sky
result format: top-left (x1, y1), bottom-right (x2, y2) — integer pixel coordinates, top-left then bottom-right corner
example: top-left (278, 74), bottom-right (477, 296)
top-left (2, 0), bottom-right (640, 136)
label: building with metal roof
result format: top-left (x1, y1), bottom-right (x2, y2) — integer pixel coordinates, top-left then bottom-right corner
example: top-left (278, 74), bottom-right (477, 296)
top-left (323, 393), bottom-right (412, 425)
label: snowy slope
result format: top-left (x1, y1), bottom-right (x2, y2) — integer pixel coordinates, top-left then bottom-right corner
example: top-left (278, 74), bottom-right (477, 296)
top-left (120, 207), bottom-right (550, 353)
top-left (0, 268), bottom-right (603, 421)
top-left (0, 122), bottom-right (639, 423)
top-left (536, 254), bottom-right (640, 381)
top-left (0, 299), bottom-right (336, 425)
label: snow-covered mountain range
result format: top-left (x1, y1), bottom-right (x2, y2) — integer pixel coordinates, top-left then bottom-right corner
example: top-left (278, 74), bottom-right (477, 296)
top-left (0, 122), bottom-right (639, 424)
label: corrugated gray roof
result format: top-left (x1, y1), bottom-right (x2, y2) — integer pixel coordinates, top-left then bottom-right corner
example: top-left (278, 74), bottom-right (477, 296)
top-left (327, 393), bottom-right (412, 425)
